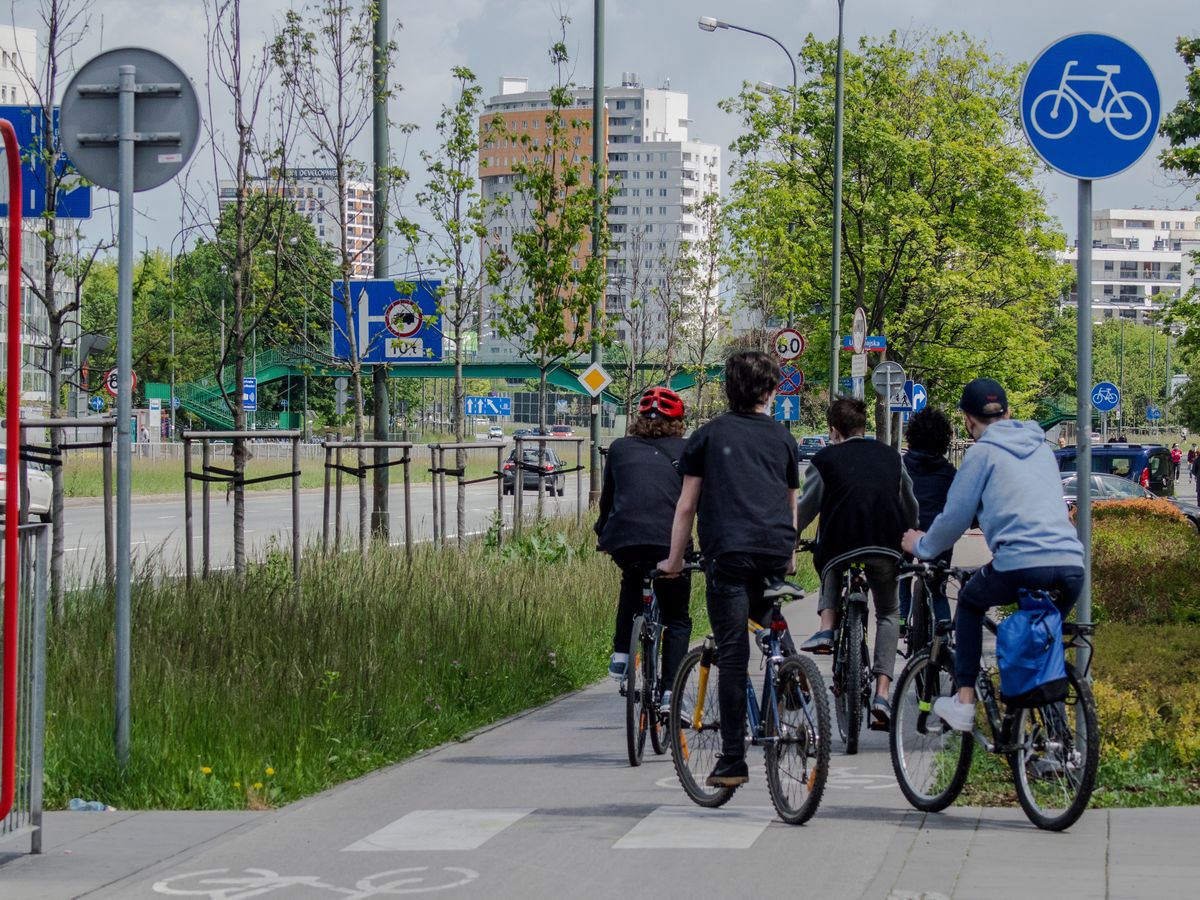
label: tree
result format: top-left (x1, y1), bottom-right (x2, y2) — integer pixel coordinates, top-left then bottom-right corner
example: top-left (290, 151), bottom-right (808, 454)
top-left (488, 18), bottom-right (613, 450)
top-left (1159, 37), bottom-right (1200, 360)
top-left (680, 186), bottom-right (727, 423)
top-left (274, 0), bottom-right (404, 548)
top-left (722, 31), bottom-right (1071, 426)
top-left (407, 66), bottom-right (498, 545)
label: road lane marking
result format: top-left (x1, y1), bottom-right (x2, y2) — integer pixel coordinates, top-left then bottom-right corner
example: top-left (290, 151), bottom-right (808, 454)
top-left (343, 808), bottom-right (534, 852)
top-left (613, 806), bottom-right (776, 849)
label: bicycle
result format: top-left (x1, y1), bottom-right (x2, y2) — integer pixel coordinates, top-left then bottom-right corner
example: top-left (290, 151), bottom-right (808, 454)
top-left (796, 540), bottom-right (873, 755)
top-left (669, 581), bottom-right (831, 825)
top-left (1030, 60), bottom-right (1153, 142)
top-left (623, 554), bottom-right (703, 767)
top-left (898, 558), bottom-right (950, 661)
top-left (889, 566), bottom-right (1100, 831)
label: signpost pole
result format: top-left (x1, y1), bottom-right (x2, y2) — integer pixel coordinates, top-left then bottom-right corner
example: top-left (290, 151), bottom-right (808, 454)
top-left (1076, 179), bottom-right (1093, 673)
top-left (588, 0), bottom-right (605, 507)
top-left (114, 64), bottom-right (135, 769)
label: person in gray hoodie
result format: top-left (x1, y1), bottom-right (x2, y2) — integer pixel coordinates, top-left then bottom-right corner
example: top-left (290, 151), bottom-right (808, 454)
top-left (900, 378), bottom-right (1085, 732)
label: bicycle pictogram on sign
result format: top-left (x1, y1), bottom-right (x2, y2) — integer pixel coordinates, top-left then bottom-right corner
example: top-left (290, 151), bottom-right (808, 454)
top-left (1029, 60), bottom-right (1152, 142)
top-left (1091, 381), bottom-right (1120, 412)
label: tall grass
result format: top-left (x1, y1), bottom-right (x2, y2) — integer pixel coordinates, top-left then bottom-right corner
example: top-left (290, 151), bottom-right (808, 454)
top-left (44, 520), bottom-right (621, 810)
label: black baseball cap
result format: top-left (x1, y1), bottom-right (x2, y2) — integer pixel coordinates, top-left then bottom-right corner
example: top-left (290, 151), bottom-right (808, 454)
top-left (958, 378), bottom-right (1008, 419)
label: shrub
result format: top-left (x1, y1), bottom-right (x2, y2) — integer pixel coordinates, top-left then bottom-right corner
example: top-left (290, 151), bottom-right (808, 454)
top-left (1089, 500), bottom-right (1200, 625)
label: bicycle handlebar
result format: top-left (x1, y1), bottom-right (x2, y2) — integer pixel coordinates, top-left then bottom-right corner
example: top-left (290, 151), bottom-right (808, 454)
top-left (647, 551), bottom-right (704, 581)
top-left (898, 559), bottom-right (979, 582)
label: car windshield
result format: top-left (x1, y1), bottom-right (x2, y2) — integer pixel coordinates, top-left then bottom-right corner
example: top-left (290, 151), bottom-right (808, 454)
top-left (801, 438), bottom-right (824, 447)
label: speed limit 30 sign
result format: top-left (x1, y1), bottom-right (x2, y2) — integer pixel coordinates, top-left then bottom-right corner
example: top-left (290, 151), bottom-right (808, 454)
top-left (774, 328), bottom-right (806, 361)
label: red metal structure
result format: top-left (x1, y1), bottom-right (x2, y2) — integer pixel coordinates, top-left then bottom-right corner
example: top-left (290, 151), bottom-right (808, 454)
top-left (1, 116), bottom-right (23, 822)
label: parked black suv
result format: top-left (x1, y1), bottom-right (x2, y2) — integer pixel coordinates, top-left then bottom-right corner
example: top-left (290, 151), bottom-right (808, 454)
top-left (1054, 443), bottom-right (1174, 497)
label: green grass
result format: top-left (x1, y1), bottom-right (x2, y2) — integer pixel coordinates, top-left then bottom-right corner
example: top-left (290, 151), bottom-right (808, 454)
top-left (44, 519), bottom-right (621, 810)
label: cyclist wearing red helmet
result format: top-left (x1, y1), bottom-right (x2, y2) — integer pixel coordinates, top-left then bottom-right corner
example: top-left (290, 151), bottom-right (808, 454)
top-left (595, 386), bottom-right (693, 706)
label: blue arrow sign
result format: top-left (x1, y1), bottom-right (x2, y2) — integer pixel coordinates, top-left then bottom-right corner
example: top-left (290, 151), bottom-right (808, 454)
top-left (910, 382), bottom-right (928, 413)
top-left (0, 105), bottom-right (92, 218)
top-left (1020, 34), bottom-right (1160, 180)
top-left (465, 396), bottom-right (511, 417)
top-left (242, 377), bottom-right (258, 412)
top-left (332, 279), bottom-right (443, 363)
top-left (1146, 405), bottom-right (1162, 421)
top-left (88, 396), bottom-right (104, 412)
top-left (774, 395), bottom-right (800, 422)
top-left (1091, 381), bottom-right (1120, 412)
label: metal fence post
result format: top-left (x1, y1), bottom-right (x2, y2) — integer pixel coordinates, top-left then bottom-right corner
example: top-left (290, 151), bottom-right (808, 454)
top-left (183, 435), bottom-right (193, 586)
top-left (335, 443), bottom-right (344, 550)
top-left (201, 438), bottom-right (211, 577)
top-left (29, 526), bottom-right (47, 854)
top-left (322, 443), bottom-right (332, 554)
top-left (291, 435), bottom-right (301, 595)
top-left (575, 438), bottom-right (583, 526)
top-left (429, 444), bottom-right (440, 548)
top-left (439, 445), bottom-right (448, 545)
top-left (495, 444), bottom-right (504, 547)
top-left (102, 425), bottom-right (114, 582)
top-left (402, 447), bottom-right (413, 561)
top-left (513, 437), bottom-right (523, 539)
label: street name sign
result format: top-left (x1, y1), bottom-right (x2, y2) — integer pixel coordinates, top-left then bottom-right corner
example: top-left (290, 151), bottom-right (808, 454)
top-left (841, 335), bottom-right (886, 352)
top-left (465, 396), bottom-right (511, 417)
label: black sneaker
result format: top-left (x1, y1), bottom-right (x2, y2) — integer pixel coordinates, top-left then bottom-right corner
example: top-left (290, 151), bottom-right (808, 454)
top-left (705, 755), bottom-right (749, 787)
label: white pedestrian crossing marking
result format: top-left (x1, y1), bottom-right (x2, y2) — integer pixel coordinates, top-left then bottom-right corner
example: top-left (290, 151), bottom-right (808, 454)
top-left (613, 806), bottom-right (776, 849)
top-left (343, 808), bottom-right (535, 852)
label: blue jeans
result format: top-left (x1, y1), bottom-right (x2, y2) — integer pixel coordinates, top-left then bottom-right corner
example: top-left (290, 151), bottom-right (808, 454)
top-left (954, 563), bottom-right (1085, 691)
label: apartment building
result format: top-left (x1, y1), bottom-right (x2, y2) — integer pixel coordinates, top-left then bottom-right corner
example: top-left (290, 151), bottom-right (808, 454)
top-left (218, 168), bottom-right (375, 278)
top-left (477, 74), bottom-right (721, 358)
top-left (1058, 207), bottom-right (1200, 323)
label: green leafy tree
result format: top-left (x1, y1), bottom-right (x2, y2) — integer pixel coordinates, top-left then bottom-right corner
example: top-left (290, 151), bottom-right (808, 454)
top-left (722, 31), bottom-right (1072, 427)
top-left (488, 19), bottom-right (614, 442)
top-left (407, 65), bottom-right (498, 544)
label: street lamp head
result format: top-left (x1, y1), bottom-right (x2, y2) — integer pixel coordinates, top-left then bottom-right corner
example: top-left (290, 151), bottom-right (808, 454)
top-left (698, 16), bottom-right (726, 32)
top-left (756, 80), bottom-right (778, 93)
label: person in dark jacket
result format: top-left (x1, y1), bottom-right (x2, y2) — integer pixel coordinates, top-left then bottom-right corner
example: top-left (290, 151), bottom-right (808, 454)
top-left (595, 387), bottom-right (692, 701)
top-left (796, 397), bottom-right (918, 729)
top-left (899, 408), bottom-right (957, 629)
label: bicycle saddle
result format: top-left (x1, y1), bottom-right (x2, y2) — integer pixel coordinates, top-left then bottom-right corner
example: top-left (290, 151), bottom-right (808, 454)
top-left (763, 580), bottom-right (805, 601)
top-left (1096, 64), bottom-right (1121, 74)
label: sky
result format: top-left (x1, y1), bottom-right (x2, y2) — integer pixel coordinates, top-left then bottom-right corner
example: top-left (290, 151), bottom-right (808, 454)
top-left (11, 0), bottom-right (1199, 252)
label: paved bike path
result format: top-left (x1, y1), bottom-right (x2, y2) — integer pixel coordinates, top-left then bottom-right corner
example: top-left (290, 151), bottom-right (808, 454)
top-left (5, 598), bottom-right (1197, 900)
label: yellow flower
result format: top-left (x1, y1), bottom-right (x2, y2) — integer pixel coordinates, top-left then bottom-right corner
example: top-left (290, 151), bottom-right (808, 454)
top-left (253, 782), bottom-right (263, 791)
top-left (233, 782), bottom-right (241, 789)
top-left (265, 767), bottom-right (275, 777)
top-left (200, 766), bottom-right (212, 776)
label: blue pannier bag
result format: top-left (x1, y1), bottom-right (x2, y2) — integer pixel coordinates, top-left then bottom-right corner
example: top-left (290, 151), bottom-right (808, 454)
top-left (996, 589), bottom-right (1068, 707)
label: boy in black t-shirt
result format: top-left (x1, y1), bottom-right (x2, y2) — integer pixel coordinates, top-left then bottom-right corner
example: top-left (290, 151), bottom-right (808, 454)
top-left (659, 350), bottom-right (801, 787)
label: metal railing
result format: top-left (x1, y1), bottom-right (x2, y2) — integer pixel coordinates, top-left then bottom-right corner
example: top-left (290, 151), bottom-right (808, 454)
top-left (0, 523), bottom-right (48, 854)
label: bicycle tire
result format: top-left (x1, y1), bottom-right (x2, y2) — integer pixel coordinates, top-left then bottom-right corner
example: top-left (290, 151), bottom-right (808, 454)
top-left (669, 646), bottom-right (736, 808)
top-left (1104, 90), bottom-right (1153, 141)
top-left (890, 650), bottom-right (973, 812)
top-left (836, 604), bottom-right (866, 755)
top-left (625, 617), bottom-right (648, 767)
top-left (908, 580), bottom-right (931, 660)
top-left (765, 656), bottom-right (831, 825)
top-left (1030, 89), bottom-right (1078, 140)
top-left (648, 626), bottom-right (667, 756)
top-left (1009, 664), bottom-right (1099, 831)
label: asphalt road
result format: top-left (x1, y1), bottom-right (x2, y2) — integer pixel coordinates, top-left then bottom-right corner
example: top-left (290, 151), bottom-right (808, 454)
top-left (59, 474), bottom-right (587, 579)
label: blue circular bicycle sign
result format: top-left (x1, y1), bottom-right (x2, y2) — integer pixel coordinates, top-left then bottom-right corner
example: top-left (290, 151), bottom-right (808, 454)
top-left (1091, 381), bottom-right (1120, 412)
top-left (1020, 33), bottom-right (1160, 180)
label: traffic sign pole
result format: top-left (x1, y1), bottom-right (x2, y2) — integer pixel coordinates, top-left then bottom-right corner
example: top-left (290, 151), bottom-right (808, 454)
top-left (1077, 179), bottom-right (1093, 669)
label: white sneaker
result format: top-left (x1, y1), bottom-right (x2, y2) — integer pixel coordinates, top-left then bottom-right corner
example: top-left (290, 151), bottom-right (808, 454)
top-left (609, 652), bottom-right (629, 682)
top-left (932, 696), bottom-right (976, 732)
top-left (660, 689), bottom-right (672, 710)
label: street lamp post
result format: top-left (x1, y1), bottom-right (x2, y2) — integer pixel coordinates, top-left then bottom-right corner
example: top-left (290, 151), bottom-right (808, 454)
top-left (830, 0), bottom-right (846, 403)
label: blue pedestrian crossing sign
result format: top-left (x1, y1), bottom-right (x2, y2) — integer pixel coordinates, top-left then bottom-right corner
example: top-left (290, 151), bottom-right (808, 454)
top-left (1020, 34), bottom-right (1160, 180)
top-left (774, 395), bottom-right (801, 422)
top-left (465, 396), bottom-right (511, 417)
top-left (242, 377), bottom-right (257, 412)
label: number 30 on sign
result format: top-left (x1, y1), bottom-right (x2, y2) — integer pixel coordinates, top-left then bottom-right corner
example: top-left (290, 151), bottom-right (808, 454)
top-left (775, 329), bottom-right (806, 361)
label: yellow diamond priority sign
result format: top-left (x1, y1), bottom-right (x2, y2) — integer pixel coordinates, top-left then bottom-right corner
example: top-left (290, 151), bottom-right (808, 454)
top-left (578, 362), bottom-right (612, 397)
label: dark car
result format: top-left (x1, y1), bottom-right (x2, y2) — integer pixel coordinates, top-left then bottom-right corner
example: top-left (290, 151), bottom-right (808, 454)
top-left (1060, 472), bottom-right (1200, 531)
top-left (502, 446), bottom-right (567, 496)
top-left (1054, 444), bottom-right (1175, 497)
top-left (796, 435), bottom-right (828, 462)
top-left (512, 428), bottom-right (532, 439)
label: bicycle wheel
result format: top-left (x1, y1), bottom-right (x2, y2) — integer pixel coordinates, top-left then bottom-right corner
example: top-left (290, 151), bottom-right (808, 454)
top-left (1030, 89), bottom-right (1078, 139)
top-left (890, 650), bottom-right (973, 811)
top-left (835, 605), bottom-right (866, 755)
top-left (647, 626), bottom-right (667, 756)
top-left (625, 617), bottom-right (648, 767)
top-left (765, 656), bottom-right (831, 825)
top-left (1009, 665), bottom-right (1099, 831)
top-left (669, 646), bottom-right (735, 808)
top-left (1105, 90), bottom-right (1153, 141)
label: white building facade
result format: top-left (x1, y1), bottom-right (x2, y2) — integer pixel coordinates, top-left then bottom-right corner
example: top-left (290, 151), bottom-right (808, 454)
top-left (218, 168), bottom-right (375, 278)
top-left (478, 75), bottom-right (721, 357)
top-left (1058, 207), bottom-right (1200, 323)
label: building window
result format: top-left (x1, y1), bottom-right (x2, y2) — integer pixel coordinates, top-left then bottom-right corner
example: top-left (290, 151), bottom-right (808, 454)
top-left (659, 206), bottom-right (667, 215)
top-left (1103, 260), bottom-right (1113, 271)
top-left (660, 189), bottom-right (667, 197)
top-left (615, 100), bottom-right (626, 110)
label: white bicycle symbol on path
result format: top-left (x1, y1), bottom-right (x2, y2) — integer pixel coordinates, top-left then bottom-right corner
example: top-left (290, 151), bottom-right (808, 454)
top-left (1030, 60), bottom-right (1152, 141)
top-left (1092, 385), bottom-right (1119, 407)
top-left (153, 866), bottom-right (480, 899)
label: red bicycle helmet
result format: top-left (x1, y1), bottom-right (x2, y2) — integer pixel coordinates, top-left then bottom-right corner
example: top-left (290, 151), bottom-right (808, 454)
top-left (639, 386), bottom-right (685, 420)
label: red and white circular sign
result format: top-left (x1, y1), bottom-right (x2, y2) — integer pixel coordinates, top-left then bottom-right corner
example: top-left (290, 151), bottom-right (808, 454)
top-left (384, 299), bottom-right (422, 339)
top-left (104, 367), bottom-right (137, 397)
top-left (774, 328), bottom-right (806, 361)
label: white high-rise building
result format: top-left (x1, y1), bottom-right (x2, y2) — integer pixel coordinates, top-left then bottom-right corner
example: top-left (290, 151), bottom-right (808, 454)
top-left (477, 74), bottom-right (721, 358)
top-left (1058, 207), bottom-right (1200, 323)
top-left (218, 169), bottom-right (375, 278)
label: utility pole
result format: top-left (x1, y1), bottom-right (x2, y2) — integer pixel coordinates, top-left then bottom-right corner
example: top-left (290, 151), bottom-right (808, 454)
top-left (588, 0), bottom-right (604, 505)
top-left (371, 0), bottom-right (390, 538)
